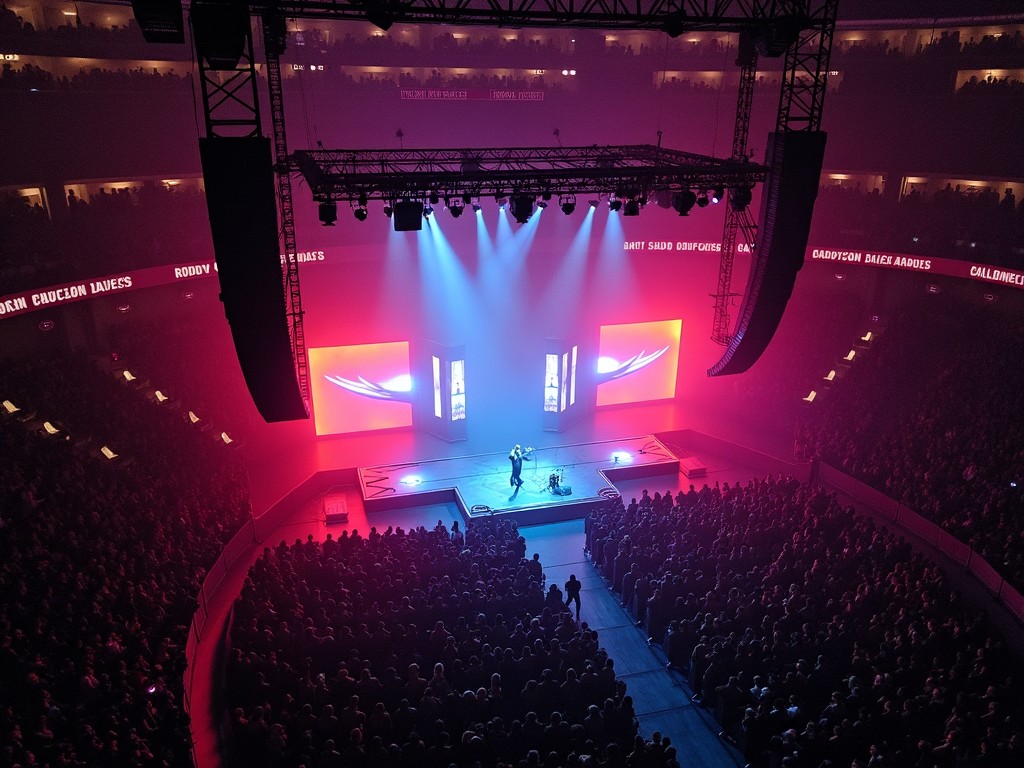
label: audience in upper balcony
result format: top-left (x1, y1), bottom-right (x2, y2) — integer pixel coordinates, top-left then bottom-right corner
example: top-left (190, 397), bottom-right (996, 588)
top-left (0, 61), bottom-right (191, 91)
top-left (0, 183), bottom-right (212, 294)
top-left (811, 183), bottom-right (1024, 267)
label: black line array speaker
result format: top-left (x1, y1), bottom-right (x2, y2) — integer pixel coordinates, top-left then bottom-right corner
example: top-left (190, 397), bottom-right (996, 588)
top-left (200, 136), bottom-right (308, 422)
top-left (708, 130), bottom-right (827, 377)
top-left (130, 0), bottom-right (185, 44)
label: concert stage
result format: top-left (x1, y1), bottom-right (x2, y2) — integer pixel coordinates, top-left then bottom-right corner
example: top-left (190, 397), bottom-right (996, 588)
top-left (357, 435), bottom-right (681, 525)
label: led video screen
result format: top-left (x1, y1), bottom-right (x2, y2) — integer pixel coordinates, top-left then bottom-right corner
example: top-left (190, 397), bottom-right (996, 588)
top-left (308, 342), bottom-right (413, 435)
top-left (595, 319), bottom-right (682, 407)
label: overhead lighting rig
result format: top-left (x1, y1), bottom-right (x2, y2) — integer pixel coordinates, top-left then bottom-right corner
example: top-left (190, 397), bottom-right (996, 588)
top-left (293, 144), bottom-right (767, 226)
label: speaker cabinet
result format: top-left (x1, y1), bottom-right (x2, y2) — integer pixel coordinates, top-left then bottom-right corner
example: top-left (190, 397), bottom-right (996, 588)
top-left (200, 136), bottom-right (308, 422)
top-left (708, 131), bottom-right (827, 377)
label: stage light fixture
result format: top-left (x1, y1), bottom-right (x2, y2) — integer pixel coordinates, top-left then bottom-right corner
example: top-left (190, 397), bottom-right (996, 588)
top-left (623, 199), bottom-right (641, 216)
top-left (472, 203), bottom-right (482, 212)
top-left (393, 199), bottom-right (424, 231)
top-left (673, 191), bottom-right (697, 216)
top-left (510, 194), bottom-right (535, 224)
top-left (559, 194), bottom-right (576, 215)
top-left (589, 200), bottom-right (599, 208)
top-left (730, 185), bottom-right (753, 212)
top-left (608, 199), bottom-right (622, 212)
top-left (358, 191), bottom-right (368, 207)
top-left (462, 192), bottom-right (473, 205)
top-left (429, 191), bottom-right (440, 205)
top-left (383, 204), bottom-right (393, 218)
top-left (423, 203), bottom-right (433, 217)
top-left (696, 192), bottom-right (710, 208)
top-left (318, 200), bottom-right (337, 226)
top-left (449, 200), bottom-right (464, 218)
top-left (711, 186), bottom-right (725, 204)
top-left (537, 200), bottom-right (548, 209)
top-left (354, 206), bottom-right (368, 221)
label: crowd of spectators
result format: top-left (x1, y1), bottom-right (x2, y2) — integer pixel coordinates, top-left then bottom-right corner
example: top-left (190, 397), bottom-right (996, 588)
top-left (810, 183), bottom-right (1024, 267)
top-left (0, 350), bottom-right (252, 767)
top-left (0, 184), bottom-right (213, 294)
top-left (587, 476), bottom-right (1024, 768)
top-left (0, 62), bottom-right (191, 91)
top-left (226, 519), bottom-right (665, 768)
top-left (794, 298), bottom-right (1024, 591)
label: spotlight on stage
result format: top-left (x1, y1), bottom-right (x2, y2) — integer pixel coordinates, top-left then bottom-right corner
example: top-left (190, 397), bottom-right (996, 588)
top-left (623, 198), bottom-right (641, 216)
top-left (353, 205), bottom-right (368, 221)
top-left (711, 186), bottom-right (725, 204)
top-left (318, 201), bottom-right (337, 226)
top-left (589, 200), bottom-right (599, 208)
top-left (610, 450), bottom-right (633, 464)
top-left (383, 204), bottom-right (393, 218)
top-left (472, 203), bottom-right (482, 212)
top-left (449, 199), bottom-right (465, 218)
top-left (673, 190), bottom-right (697, 216)
top-left (608, 198), bottom-right (622, 212)
top-left (559, 194), bottom-right (576, 215)
top-left (696, 191), bottom-right (710, 208)
top-left (400, 475), bottom-right (423, 487)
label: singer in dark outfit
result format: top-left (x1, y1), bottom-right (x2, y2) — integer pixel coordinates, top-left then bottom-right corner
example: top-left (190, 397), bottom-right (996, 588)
top-left (509, 444), bottom-right (530, 489)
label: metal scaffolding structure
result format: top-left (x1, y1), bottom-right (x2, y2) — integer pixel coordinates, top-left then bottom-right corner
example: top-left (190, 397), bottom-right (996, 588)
top-left (263, 12), bottom-right (309, 405)
top-left (243, 1), bottom-right (826, 32)
top-left (184, 0), bottom-right (837, 390)
top-left (711, 41), bottom-right (760, 347)
top-left (292, 145), bottom-right (768, 204)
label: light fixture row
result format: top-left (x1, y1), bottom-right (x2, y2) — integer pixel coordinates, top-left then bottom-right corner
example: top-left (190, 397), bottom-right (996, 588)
top-left (318, 184), bottom-right (753, 226)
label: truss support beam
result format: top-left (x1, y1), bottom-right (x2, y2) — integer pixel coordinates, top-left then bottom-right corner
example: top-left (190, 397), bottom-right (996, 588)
top-left (263, 11), bottom-right (310, 407)
top-left (245, 1), bottom-right (827, 34)
top-left (776, 0), bottom-right (839, 133)
top-left (193, 3), bottom-right (261, 138)
top-left (292, 145), bottom-right (768, 204)
top-left (712, 39), bottom-right (759, 347)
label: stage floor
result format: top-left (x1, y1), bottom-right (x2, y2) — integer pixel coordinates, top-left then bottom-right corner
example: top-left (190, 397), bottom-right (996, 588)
top-left (357, 435), bottom-right (679, 524)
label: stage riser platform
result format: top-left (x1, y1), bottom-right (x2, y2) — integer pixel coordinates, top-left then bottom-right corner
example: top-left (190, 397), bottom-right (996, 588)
top-left (359, 435), bottom-right (681, 525)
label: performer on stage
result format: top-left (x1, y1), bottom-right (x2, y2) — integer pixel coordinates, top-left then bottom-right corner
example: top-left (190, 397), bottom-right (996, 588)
top-left (509, 444), bottom-right (531, 490)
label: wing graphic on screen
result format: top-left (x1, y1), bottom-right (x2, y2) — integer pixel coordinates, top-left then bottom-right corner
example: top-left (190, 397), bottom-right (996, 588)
top-left (323, 374), bottom-right (415, 404)
top-left (595, 346), bottom-right (670, 386)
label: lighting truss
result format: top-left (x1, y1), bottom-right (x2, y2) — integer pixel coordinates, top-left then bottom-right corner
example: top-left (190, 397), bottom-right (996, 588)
top-left (244, 1), bottom-right (822, 33)
top-left (292, 145), bottom-right (768, 205)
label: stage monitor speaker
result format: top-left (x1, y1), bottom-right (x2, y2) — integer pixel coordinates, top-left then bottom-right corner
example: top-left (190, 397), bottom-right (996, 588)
top-left (130, 0), bottom-right (185, 44)
top-left (200, 136), bottom-right (308, 422)
top-left (708, 130), bottom-right (827, 377)
top-left (393, 200), bottom-right (424, 231)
